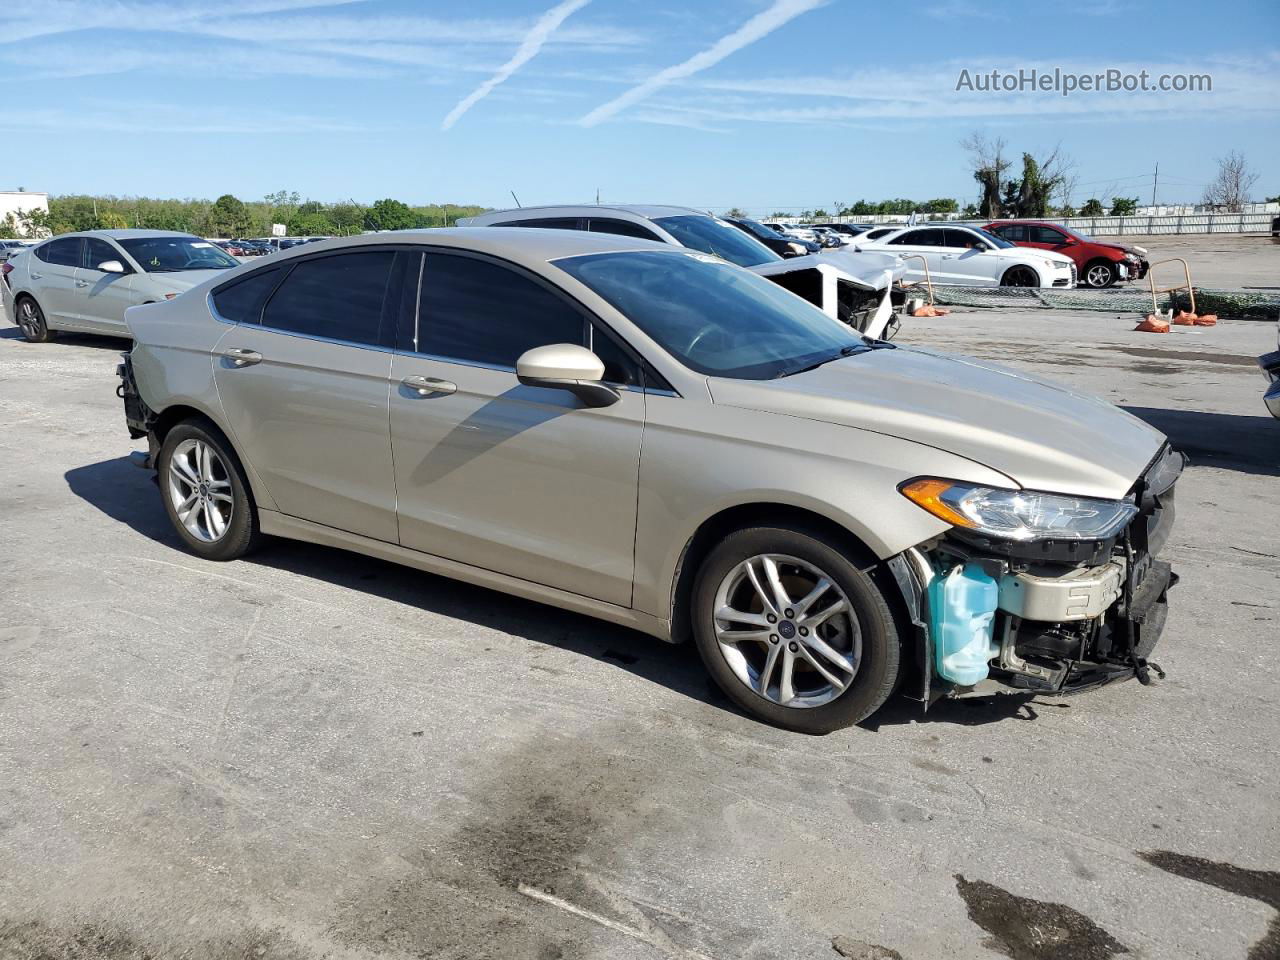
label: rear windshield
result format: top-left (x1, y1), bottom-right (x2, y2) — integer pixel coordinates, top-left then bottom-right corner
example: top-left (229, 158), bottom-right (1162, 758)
top-left (652, 215), bottom-right (781, 268)
top-left (119, 236), bottom-right (240, 272)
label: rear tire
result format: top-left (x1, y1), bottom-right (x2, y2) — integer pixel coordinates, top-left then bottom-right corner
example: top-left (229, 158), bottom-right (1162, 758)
top-left (157, 420), bottom-right (262, 561)
top-left (14, 296), bottom-right (53, 342)
top-left (691, 525), bottom-right (901, 734)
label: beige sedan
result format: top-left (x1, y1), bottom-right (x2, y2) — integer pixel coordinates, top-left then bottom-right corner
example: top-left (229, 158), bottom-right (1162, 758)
top-left (116, 229), bottom-right (1180, 732)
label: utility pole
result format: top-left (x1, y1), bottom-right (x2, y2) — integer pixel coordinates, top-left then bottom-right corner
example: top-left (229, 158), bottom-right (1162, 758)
top-left (1151, 162), bottom-right (1159, 209)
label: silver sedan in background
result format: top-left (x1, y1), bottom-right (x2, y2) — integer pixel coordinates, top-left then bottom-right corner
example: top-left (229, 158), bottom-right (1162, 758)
top-left (116, 228), bottom-right (1179, 732)
top-left (2, 229), bottom-right (239, 341)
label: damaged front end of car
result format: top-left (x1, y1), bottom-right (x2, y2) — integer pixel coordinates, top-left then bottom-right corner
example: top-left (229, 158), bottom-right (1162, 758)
top-left (888, 444), bottom-right (1184, 706)
top-left (750, 250), bottom-right (907, 341)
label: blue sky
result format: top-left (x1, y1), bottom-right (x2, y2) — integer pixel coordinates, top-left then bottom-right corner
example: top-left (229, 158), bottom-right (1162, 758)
top-left (4, 0), bottom-right (1278, 214)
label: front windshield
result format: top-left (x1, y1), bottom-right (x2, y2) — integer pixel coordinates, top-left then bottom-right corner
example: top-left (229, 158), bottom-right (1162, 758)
top-left (555, 250), bottom-right (866, 380)
top-left (653, 215), bottom-right (781, 268)
top-left (966, 227), bottom-right (1013, 249)
top-left (118, 236), bottom-right (239, 272)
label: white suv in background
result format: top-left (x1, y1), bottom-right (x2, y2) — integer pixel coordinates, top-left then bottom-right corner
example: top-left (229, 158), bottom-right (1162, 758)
top-left (3, 229), bottom-right (240, 341)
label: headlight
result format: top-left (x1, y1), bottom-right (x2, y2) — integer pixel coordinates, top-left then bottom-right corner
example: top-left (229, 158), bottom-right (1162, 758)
top-left (1043, 258), bottom-right (1064, 270)
top-left (900, 478), bottom-right (1139, 541)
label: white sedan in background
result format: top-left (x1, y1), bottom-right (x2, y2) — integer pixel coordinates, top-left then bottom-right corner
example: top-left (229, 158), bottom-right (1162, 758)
top-left (859, 224), bottom-right (1077, 288)
top-left (3, 229), bottom-right (240, 341)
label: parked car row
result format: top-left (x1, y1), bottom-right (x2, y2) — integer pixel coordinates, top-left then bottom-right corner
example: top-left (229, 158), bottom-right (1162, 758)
top-left (101, 227), bottom-right (1181, 732)
top-left (0, 239), bottom-right (37, 263)
top-left (459, 205), bottom-right (906, 338)
top-left (859, 224), bottom-right (1078, 288)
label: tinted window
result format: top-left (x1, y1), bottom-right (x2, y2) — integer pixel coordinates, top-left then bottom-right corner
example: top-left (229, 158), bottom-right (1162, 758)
top-left (41, 237), bottom-right (82, 266)
top-left (889, 229), bottom-right (944, 246)
top-left (418, 254), bottom-right (586, 368)
top-left (556, 251), bottom-right (866, 380)
top-left (652, 215), bottom-right (781, 268)
top-left (1031, 225), bottom-right (1067, 244)
top-left (212, 267), bottom-right (284, 324)
top-left (866, 228), bottom-right (895, 240)
top-left (994, 224), bottom-right (1026, 242)
top-left (497, 218), bottom-right (582, 231)
top-left (587, 218), bottom-right (661, 241)
top-left (588, 325), bottom-right (640, 386)
top-left (262, 251), bottom-right (394, 345)
top-left (943, 229), bottom-right (986, 249)
top-left (83, 238), bottom-right (124, 271)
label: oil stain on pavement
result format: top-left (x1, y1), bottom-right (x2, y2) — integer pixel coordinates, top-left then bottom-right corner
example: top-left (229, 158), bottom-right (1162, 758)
top-left (953, 874), bottom-right (1129, 960)
top-left (1139, 850), bottom-right (1279, 960)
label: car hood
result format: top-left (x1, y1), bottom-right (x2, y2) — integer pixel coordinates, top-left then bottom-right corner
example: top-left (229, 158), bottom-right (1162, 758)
top-left (1095, 241), bottom-right (1147, 258)
top-left (707, 345), bottom-right (1165, 499)
top-left (1025, 249), bottom-right (1076, 266)
top-left (750, 249), bottom-right (906, 291)
top-left (144, 269), bottom-right (231, 293)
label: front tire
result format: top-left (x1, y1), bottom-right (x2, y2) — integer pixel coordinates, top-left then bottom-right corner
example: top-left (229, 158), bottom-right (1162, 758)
top-left (1083, 261), bottom-right (1117, 288)
top-left (1000, 265), bottom-right (1040, 287)
top-left (158, 420), bottom-right (262, 561)
top-left (15, 296), bottom-right (53, 342)
top-left (691, 526), bottom-right (901, 734)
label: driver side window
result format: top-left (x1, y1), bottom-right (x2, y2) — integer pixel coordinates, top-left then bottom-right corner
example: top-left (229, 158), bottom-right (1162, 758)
top-left (83, 238), bottom-right (127, 273)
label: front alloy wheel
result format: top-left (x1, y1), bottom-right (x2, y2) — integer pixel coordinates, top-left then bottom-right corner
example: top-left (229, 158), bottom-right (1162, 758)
top-left (692, 525), bottom-right (901, 733)
top-left (713, 554), bottom-right (861, 708)
top-left (1084, 262), bottom-right (1117, 288)
top-left (1000, 265), bottom-right (1039, 287)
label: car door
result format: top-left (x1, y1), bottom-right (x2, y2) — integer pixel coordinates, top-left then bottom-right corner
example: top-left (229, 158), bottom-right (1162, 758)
top-left (389, 250), bottom-right (645, 607)
top-left (941, 229), bottom-right (999, 285)
top-left (888, 228), bottom-right (955, 284)
top-left (29, 237), bottom-right (84, 325)
top-left (210, 249), bottom-right (405, 544)
top-left (77, 237), bottom-right (136, 333)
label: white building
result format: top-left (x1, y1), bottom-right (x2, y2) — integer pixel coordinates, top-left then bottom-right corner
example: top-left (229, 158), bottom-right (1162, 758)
top-left (0, 191), bottom-right (49, 236)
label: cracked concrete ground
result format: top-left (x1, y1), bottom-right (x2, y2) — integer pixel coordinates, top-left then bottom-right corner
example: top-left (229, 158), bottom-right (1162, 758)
top-left (0, 261), bottom-right (1277, 959)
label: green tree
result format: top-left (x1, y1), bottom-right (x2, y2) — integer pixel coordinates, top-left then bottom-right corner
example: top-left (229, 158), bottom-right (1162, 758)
top-left (206, 194), bottom-right (253, 237)
top-left (364, 198), bottom-right (415, 232)
top-left (723, 206), bottom-right (747, 218)
top-left (961, 203), bottom-right (980, 219)
top-left (1079, 198), bottom-right (1105, 216)
top-left (289, 210), bottom-right (337, 236)
top-left (1109, 196), bottom-right (1139, 216)
top-left (922, 198), bottom-right (958, 214)
top-left (329, 201), bottom-right (368, 235)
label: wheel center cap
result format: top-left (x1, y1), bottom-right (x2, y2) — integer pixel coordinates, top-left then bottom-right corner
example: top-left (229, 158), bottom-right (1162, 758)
top-left (199, 482), bottom-right (209, 497)
top-left (778, 620), bottom-right (796, 640)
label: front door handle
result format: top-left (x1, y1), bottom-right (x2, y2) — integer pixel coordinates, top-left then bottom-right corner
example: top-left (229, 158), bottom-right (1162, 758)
top-left (402, 375), bottom-right (456, 396)
top-left (224, 348), bottom-right (263, 367)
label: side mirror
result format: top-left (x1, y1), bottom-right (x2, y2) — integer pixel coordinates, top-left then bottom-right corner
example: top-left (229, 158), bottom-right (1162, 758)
top-left (516, 343), bottom-right (619, 408)
top-left (98, 260), bottom-right (126, 274)
top-left (1062, 237), bottom-right (1078, 246)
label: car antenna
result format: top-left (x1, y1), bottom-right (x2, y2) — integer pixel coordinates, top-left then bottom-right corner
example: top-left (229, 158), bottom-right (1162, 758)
top-left (510, 190), bottom-right (522, 209)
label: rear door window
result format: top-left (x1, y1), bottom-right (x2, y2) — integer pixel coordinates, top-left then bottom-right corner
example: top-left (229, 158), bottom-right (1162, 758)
top-left (261, 251), bottom-right (395, 346)
top-left (495, 218), bottom-right (583, 231)
top-left (41, 237), bottom-right (82, 266)
top-left (889, 229), bottom-right (944, 246)
top-left (212, 267), bottom-right (285, 324)
top-left (1031, 225), bottom-right (1068, 244)
top-left (994, 224), bottom-right (1027, 242)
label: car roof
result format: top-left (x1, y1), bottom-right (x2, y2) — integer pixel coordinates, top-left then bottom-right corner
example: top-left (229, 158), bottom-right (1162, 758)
top-left (258, 227), bottom-right (675, 264)
top-left (53, 229), bottom-right (199, 240)
top-left (463, 204), bottom-right (709, 225)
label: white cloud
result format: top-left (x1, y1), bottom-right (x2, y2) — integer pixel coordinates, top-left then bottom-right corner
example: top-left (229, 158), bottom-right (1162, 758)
top-left (578, 0), bottom-right (828, 127)
top-left (441, 0), bottom-right (592, 131)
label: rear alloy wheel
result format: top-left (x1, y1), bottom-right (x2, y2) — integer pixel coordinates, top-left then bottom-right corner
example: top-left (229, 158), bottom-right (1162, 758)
top-left (692, 526), bottom-right (901, 733)
top-left (158, 421), bottom-right (261, 561)
top-left (1083, 261), bottom-right (1117, 288)
top-left (1000, 265), bottom-right (1039, 288)
top-left (15, 297), bottom-right (53, 342)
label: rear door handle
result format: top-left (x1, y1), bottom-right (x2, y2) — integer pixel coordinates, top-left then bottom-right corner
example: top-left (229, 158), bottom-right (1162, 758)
top-left (402, 375), bottom-right (456, 396)
top-left (75, 279), bottom-right (89, 287)
top-left (224, 348), bottom-right (262, 367)
top-left (30, 272), bottom-right (42, 279)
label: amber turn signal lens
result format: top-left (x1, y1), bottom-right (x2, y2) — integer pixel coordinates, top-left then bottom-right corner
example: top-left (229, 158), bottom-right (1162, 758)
top-left (899, 478), bottom-right (976, 528)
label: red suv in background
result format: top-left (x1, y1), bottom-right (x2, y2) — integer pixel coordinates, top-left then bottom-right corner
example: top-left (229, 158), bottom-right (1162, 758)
top-left (984, 220), bottom-right (1150, 288)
